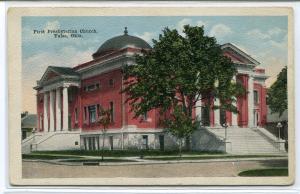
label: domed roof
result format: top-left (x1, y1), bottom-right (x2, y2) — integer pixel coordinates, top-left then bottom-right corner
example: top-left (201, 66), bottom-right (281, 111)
top-left (92, 27), bottom-right (151, 59)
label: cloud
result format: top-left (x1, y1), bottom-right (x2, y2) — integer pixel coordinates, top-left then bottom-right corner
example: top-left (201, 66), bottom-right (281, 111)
top-left (247, 29), bottom-right (271, 40)
top-left (209, 24), bottom-right (233, 38)
top-left (247, 27), bottom-right (286, 40)
top-left (268, 27), bottom-right (286, 36)
top-left (135, 32), bottom-right (156, 44)
top-left (268, 34), bottom-right (287, 50)
top-left (22, 46), bottom-right (94, 113)
top-left (241, 26), bottom-right (287, 87)
top-left (253, 36), bottom-right (287, 87)
top-left (175, 19), bottom-right (208, 36)
top-left (196, 20), bottom-right (206, 27)
top-left (263, 55), bottom-right (286, 87)
top-left (44, 21), bottom-right (60, 31)
top-left (176, 18), bottom-right (192, 35)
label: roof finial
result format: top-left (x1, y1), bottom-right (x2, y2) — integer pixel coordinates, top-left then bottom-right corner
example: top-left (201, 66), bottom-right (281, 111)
top-left (124, 27), bottom-right (128, 35)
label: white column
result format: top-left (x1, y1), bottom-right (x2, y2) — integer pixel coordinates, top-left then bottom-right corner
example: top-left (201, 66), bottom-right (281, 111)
top-left (56, 88), bottom-right (62, 131)
top-left (248, 75), bottom-right (254, 128)
top-left (232, 75), bottom-right (238, 126)
top-left (49, 90), bottom-right (55, 132)
top-left (43, 92), bottom-right (49, 132)
top-left (195, 95), bottom-right (202, 122)
top-left (62, 86), bottom-right (69, 131)
top-left (214, 98), bottom-right (220, 126)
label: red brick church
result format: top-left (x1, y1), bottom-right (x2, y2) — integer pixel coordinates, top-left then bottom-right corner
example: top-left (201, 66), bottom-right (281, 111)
top-left (22, 28), bottom-right (285, 154)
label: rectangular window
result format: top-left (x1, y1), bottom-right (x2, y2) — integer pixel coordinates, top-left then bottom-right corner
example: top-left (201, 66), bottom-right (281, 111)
top-left (97, 104), bottom-right (101, 117)
top-left (88, 105), bottom-right (96, 123)
top-left (109, 136), bottom-right (113, 150)
top-left (88, 137), bottom-right (92, 150)
top-left (84, 82), bottom-right (101, 92)
top-left (109, 79), bottom-right (115, 87)
top-left (109, 101), bottom-right (114, 122)
top-left (87, 84), bottom-right (96, 91)
top-left (91, 137), bottom-right (95, 151)
top-left (142, 135), bottom-right (148, 150)
top-left (84, 107), bottom-right (87, 122)
top-left (75, 108), bottom-right (78, 123)
top-left (84, 137), bottom-right (87, 150)
top-left (97, 136), bottom-right (100, 150)
top-left (96, 83), bottom-right (100, 89)
top-left (159, 135), bottom-right (164, 151)
top-left (254, 90), bottom-right (259, 104)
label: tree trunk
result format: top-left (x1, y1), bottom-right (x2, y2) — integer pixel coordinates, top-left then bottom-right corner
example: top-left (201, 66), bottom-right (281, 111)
top-left (179, 139), bottom-right (182, 158)
top-left (102, 130), bottom-right (105, 161)
top-left (185, 108), bottom-right (193, 151)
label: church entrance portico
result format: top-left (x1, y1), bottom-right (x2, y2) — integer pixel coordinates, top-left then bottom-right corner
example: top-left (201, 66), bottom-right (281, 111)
top-left (34, 66), bottom-right (81, 133)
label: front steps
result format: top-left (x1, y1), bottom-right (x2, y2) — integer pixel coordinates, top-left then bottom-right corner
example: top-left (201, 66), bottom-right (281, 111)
top-left (22, 131), bottom-right (81, 154)
top-left (207, 126), bottom-right (286, 154)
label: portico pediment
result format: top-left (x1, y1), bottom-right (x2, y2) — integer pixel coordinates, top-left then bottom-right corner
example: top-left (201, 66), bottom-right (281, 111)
top-left (221, 43), bottom-right (260, 66)
top-left (35, 66), bottom-right (80, 90)
top-left (42, 71), bottom-right (60, 83)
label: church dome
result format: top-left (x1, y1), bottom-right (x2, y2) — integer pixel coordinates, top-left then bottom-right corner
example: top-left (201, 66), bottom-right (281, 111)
top-left (92, 27), bottom-right (152, 59)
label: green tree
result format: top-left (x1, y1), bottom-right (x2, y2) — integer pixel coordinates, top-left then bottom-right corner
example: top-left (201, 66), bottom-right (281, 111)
top-left (97, 107), bottom-right (111, 161)
top-left (123, 25), bottom-right (244, 150)
top-left (267, 66), bottom-right (287, 117)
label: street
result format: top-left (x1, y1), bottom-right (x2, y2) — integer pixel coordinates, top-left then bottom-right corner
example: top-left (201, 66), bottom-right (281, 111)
top-left (22, 159), bottom-right (288, 178)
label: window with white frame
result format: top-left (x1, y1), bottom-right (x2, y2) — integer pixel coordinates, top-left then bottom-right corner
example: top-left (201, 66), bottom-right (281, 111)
top-left (88, 105), bottom-right (96, 123)
top-left (84, 82), bottom-right (101, 92)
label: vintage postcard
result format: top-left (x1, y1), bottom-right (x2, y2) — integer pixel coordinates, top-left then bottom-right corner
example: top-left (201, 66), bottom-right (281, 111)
top-left (8, 7), bottom-right (294, 185)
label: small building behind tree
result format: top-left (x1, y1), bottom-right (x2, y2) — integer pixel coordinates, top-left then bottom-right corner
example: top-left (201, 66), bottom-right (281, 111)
top-left (21, 112), bottom-right (37, 140)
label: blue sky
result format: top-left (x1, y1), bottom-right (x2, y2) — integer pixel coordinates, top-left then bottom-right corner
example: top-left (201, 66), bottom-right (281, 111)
top-left (22, 16), bottom-right (288, 113)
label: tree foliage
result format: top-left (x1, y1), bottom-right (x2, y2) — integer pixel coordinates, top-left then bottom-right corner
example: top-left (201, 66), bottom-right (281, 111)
top-left (267, 66), bottom-right (287, 117)
top-left (123, 25), bottom-right (244, 148)
top-left (97, 107), bottom-right (111, 130)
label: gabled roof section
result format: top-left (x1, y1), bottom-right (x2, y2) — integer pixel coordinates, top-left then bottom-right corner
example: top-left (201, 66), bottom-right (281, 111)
top-left (39, 66), bottom-right (79, 84)
top-left (48, 66), bottom-right (79, 77)
top-left (221, 43), bottom-right (260, 66)
top-left (35, 66), bottom-right (80, 90)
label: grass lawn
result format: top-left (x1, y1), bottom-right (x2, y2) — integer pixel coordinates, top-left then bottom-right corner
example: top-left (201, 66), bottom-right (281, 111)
top-left (62, 158), bottom-right (136, 163)
top-left (22, 154), bottom-right (82, 160)
top-left (238, 168), bottom-right (288, 176)
top-left (145, 155), bottom-right (285, 161)
top-left (31, 150), bottom-right (224, 157)
top-left (23, 154), bottom-right (135, 163)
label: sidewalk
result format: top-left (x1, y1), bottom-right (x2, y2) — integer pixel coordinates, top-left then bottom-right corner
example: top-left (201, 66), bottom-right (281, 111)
top-left (22, 158), bottom-right (289, 178)
top-left (23, 154), bottom-right (288, 166)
